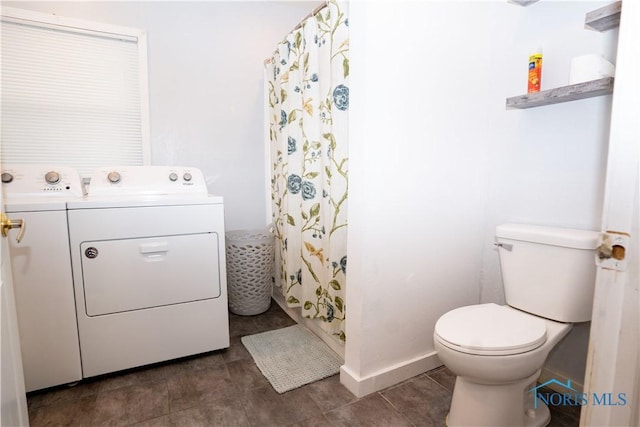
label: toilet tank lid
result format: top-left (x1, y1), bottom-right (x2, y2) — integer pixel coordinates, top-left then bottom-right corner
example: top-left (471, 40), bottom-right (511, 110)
top-left (496, 223), bottom-right (599, 249)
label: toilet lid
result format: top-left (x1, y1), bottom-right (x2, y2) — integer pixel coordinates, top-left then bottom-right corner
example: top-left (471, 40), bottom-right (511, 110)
top-left (435, 303), bottom-right (547, 356)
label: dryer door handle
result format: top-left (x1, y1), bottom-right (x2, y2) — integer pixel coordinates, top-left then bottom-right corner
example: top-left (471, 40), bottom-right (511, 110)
top-left (139, 242), bottom-right (169, 254)
top-left (1, 213), bottom-right (26, 243)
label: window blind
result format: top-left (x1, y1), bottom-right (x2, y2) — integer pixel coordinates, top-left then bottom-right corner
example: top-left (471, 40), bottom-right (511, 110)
top-left (1, 9), bottom-right (150, 177)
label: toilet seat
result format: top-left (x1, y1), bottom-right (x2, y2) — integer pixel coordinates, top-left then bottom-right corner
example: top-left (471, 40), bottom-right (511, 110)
top-left (435, 303), bottom-right (547, 356)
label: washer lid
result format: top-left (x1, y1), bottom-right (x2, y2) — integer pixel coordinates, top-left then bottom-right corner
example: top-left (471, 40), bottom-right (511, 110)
top-left (435, 303), bottom-right (547, 355)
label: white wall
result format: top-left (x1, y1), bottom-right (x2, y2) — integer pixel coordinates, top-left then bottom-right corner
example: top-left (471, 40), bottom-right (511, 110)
top-left (6, 0), bottom-right (620, 399)
top-left (3, 0), bottom-right (314, 231)
top-left (343, 0), bottom-right (617, 397)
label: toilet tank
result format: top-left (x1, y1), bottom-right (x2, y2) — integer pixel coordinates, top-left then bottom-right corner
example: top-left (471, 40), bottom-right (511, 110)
top-left (496, 223), bottom-right (600, 323)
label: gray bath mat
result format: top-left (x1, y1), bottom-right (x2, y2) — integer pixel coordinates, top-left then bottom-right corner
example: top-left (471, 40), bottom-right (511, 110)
top-left (241, 325), bottom-right (343, 393)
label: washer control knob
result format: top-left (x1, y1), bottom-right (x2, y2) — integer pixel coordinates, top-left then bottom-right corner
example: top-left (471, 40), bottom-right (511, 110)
top-left (169, 172), bottom-right (178, 182)
top-left (45, 171), bottom-right (61, 185)
top-left (183, 172), bottom-right (192, 182)
top-left (107, 171), bottom-right (121, 184)
top-left (1, 172), bottom-right (14, 184)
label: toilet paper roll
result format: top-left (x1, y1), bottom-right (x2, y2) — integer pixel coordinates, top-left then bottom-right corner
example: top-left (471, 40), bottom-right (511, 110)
top-left (569, 54), bottom-right (615, 84)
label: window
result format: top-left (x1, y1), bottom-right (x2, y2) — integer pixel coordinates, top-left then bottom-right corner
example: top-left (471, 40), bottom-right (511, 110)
top-left (1, 7), bottom-right (150, 177)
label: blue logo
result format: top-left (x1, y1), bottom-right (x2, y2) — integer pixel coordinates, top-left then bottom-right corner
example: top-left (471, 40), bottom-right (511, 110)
top-left (530, 378), bottom-right (627, 408)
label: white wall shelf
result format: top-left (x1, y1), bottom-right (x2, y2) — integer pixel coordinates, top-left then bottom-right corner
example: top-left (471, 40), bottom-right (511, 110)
top-left (506, 2), bottom-right (620, 110)
top-left (506, 77), bottom-right (614, 109)
top-left (585, 1), bottom-right (621, 32)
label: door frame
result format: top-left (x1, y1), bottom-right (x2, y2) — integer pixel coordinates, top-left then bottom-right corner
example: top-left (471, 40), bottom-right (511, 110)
top-left (581, 1), bottom-right (640, 426)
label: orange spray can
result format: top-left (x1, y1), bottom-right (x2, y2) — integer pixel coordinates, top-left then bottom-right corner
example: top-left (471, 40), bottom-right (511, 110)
top-left (527, 48), bottom-right (543, 93)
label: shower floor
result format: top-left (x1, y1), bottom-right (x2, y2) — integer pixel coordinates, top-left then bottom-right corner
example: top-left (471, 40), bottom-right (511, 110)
top-left (26, 301), bottom-right (580, 426)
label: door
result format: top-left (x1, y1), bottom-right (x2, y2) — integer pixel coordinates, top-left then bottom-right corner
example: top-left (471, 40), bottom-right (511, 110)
top-left (0, 196), bottom-right (29, 425)
top-left (581, 1), bottom-right (640, 426)
top-left (81, 233), bottom-right (221, 316)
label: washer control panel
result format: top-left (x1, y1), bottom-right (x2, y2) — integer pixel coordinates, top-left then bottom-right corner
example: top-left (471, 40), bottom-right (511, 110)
top-left (88, 166), bottom-right (208, 196)
top-left (1, 165), bottom-right (83, 197)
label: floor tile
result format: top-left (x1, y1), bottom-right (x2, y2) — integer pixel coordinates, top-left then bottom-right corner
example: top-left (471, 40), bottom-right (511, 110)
top-left (178, 351), bottom-right (227, 372)
top-left (228, 314), bottom-right (261, 338)
top-left (226, 358), bottom-right (271, 391)
top-left (167, 365), bottom-right (239, 412)
top-left (222, 336), bottom-right (252, 363)
top-left (547, 396), bottom-right (582, 427)
top-left (24, 300), bottom-right (580, 427)
top-left (130, 415), bottom-right (172, 427)
top-left (287, 413), bottom-right (334, 427)
top-left (29, 394), bottom-right (97, 427)
top-left (91, 381), bottom-right (169, 426)
top-left (303, 374), bottom-right (358, 412)
top-left (381, 373), bottom-right (451, 426)
top-left (96, 365), bottom-right (171, 394)
top-left (426, 366), bottom-right (456, 393)
top-left (325, 393), bottom-right (412, 427)
top-left (252, 308), bottom-right (297, 334)
top-left (242, 385), bottom-right (322, 426)
top-left (27, 380), bottom-right (100, 410)
top-left (168, 397), bottom-right (251, 427)
top-left (89, 357), bottom-right (194, 395)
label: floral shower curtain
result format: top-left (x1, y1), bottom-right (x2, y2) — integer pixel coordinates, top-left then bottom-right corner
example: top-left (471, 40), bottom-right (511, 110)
top-left (266, 0), bottom-right (349, 342)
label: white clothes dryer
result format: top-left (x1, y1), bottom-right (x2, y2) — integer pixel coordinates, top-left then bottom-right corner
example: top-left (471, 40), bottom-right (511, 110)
top-left (1, 165), bottom-right (84, 392)
top-left (67, 166), bottom-right (229, 378)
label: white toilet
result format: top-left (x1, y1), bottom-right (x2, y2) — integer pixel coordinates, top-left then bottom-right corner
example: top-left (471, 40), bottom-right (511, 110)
top-left (433, 223), bottom-right (599, 427)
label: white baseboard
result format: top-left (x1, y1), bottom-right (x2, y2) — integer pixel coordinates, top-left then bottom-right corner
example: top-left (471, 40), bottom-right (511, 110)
top-left (272, 289), bottom-right (442, 398)
top-left (538, 367), bottom-right (584, 394)
top-left (340, 351), bottom-right (443, 397)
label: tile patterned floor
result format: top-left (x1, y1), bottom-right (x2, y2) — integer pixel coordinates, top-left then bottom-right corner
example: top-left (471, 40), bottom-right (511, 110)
top-left (26, 301), bottom-right (580, 426)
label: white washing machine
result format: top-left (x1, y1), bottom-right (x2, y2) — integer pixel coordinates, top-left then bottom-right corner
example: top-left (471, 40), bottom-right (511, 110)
top-left (1, 164), bottom-right (84, 392)
top-left (66, 166), bottom-right (229, 378)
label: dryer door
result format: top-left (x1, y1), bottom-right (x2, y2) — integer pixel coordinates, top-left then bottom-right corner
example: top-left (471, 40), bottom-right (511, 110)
top-left (81, 233), bottom-right (221, 316)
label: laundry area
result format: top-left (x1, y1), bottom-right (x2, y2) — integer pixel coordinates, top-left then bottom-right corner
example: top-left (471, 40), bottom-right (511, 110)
top-left (1, 1), bottom-right (639, 427)
top-left (2, 164), bottom-right (230, 382)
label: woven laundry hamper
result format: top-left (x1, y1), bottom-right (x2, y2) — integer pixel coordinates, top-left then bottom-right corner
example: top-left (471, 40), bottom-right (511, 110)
top-left (225, 229), bottom-right (275, 315)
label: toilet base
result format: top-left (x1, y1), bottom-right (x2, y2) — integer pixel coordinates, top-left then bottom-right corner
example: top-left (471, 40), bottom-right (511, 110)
top-left (526, 398), bottom-right (551, 427)
top-left (446, 370), bottom-right (550, 427)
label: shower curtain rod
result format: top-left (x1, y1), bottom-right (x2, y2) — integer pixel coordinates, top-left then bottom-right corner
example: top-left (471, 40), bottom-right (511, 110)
top-left (293, 1), bottom-right (328, 31)
top-left (264, 1), bottom-right (328, 66)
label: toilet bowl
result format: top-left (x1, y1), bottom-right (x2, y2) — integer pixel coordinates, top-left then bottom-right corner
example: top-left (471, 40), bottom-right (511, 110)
top-left (434, 304), bottom-right (572, 426)
top-left (434, 304), bottom-right (571, 383)
top-left (433, 224), bottom-right (599, 427)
